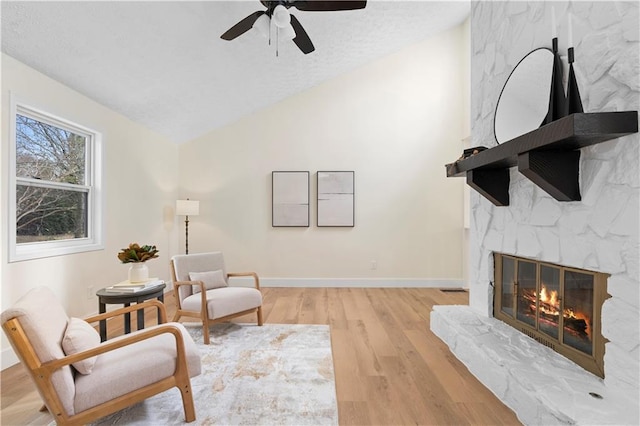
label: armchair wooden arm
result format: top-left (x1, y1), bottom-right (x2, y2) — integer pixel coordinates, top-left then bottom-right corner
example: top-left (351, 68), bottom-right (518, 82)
top-left (173, 280), bottom-right (205, 291)
top-left (84, 299), bottom-right (168, 324)
top-left (227, 272), bottom-right (260, 289)
top-left (175, 280), bottom-right (210, 331)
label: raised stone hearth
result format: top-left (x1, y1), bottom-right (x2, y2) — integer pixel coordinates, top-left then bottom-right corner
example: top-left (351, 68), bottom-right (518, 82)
top-left (431, 306), bottom-right (637, 425)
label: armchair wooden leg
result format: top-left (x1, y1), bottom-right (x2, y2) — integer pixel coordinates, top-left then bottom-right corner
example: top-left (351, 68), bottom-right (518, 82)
top-left (257, 307), bottom-right (264, 326)
top-left (172, 313), bottom-right (181, 322)
top-left (203, 323), bottom-right (210, 345)
top-left (178, 381), bottom-right (196, 422)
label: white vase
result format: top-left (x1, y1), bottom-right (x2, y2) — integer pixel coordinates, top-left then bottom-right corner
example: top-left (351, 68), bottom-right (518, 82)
top-left (128, 263), bottom-right (149, 283)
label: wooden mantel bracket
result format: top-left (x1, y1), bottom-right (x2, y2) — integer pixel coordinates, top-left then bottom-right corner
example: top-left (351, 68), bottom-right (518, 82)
top-left (518, 150), bottom-right (581, 202)
top-left (467, 169), bottom-right (510, 206)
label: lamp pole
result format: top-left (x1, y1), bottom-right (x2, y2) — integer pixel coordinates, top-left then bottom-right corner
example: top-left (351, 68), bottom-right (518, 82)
top-left (176, 199), bottom-right (199, 255)
top-left (184, 214), bottom-right (190, 255)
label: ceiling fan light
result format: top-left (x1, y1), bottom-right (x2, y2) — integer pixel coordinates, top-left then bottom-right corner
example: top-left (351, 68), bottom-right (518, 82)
top-left (273, 5), bottom-right (291, 28)
top-left (252, 14), bottom-right (270, 38)
top-left (279, 22), bottom-right (296, 41)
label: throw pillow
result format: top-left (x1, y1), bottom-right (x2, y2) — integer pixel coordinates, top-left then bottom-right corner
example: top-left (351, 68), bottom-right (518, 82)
top-left (62, 317), bottom-right (100, 375)
top-left (189, 269), bottom-right (227, 294)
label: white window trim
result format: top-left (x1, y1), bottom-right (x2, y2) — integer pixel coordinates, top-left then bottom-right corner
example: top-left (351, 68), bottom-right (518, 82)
top-left (8, 95), bottom-right (104, 262)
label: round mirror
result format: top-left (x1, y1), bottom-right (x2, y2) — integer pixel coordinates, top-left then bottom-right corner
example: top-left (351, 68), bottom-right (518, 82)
top-left (494, 47), bottom-right (554, 144)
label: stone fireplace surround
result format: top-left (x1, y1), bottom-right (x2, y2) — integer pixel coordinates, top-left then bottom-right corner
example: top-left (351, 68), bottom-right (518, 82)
top-left (432, 2), bottom-right (638, 425)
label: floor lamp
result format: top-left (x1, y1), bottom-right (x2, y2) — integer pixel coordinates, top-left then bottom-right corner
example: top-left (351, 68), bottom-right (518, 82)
top-left (176, 199), bottom-right (199, 254)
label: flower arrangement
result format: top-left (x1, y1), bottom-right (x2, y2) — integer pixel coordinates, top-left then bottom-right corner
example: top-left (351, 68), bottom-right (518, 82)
top-left (117, 243), bottom-right (159, 263)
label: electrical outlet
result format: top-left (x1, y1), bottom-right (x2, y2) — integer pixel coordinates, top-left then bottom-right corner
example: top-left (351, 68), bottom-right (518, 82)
top-left (370, 260), bottom-right (377, 270)
top-left (86, 286), bottom-right (94, 299)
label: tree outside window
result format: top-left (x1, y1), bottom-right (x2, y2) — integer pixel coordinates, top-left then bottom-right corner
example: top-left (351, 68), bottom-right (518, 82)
top-left (16, 114), bottom-right (89, 243)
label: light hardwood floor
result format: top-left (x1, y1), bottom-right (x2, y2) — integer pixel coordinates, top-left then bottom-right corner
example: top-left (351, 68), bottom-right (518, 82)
top-left (1, 288), bottom-right (520, 425)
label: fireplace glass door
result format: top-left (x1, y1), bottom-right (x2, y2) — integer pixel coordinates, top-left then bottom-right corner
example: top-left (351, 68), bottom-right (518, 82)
top-left (516, 260), bottom-right (537, 327)
top-left (500, 256), bottom-right (515, 317)
top-left (493, 253), bottom-right (606, 378)
top-left (563, 270), bottom-right (594, 355)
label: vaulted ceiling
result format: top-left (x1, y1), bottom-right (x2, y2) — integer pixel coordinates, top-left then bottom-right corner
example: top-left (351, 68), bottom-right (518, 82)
top-left (1, 1), bottom-right (469, 143)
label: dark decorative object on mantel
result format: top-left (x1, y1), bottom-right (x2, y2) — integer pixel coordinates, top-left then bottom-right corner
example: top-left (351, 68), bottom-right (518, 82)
top-left (566, 13), bottom-right (584, 115)
top-left (448, 146), bottom-right (489, 175)
top-left (449, 147), bottom-right (489, 175)
top-left (566, 47), bottom-right (584, 115)
top-left (541, 37), bottom-right (567, 126)
top-left (460, 146), bottom-right (488, 160)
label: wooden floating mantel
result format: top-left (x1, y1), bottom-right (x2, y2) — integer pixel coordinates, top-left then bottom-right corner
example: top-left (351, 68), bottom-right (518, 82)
top-left (446, 112), bottom-right (639, 206)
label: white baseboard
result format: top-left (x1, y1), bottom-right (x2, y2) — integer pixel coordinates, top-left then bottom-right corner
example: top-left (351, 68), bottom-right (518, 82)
top-left (229, 277), bottom-right (465, 288)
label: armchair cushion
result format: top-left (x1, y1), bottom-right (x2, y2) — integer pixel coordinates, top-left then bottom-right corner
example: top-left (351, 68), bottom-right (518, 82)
top-left (189, 269), bottom-right (227, 294)
top-left (62, 317), bottom-right (100, 375)
top-left (74, 322), bottom-right (201, 413)
top-left (182, 287), bottom-right (262, 320)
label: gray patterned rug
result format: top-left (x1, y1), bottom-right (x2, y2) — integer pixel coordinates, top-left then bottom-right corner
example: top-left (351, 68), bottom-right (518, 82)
top-left (94, 323), bottom-right (337, 425)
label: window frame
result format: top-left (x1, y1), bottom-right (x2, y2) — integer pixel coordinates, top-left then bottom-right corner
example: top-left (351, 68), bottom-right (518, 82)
top-left (8, 95), bottom-right (104, 262)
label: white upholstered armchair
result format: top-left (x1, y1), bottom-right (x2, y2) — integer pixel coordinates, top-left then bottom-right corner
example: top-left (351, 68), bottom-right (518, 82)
top-left (170, 252), bottom-right (263, 344)
top-left (1, 286), bottom-right (201, 425)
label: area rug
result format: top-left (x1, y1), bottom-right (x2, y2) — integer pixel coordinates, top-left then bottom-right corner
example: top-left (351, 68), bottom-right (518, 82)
top-left (93, 323), bottom-right (338, 425)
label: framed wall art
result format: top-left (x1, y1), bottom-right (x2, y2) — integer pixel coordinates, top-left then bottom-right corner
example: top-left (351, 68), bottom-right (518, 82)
top-left (272, 171), bottom-right (310, 227)
top-left (317, 171), bottom-right (354, 227)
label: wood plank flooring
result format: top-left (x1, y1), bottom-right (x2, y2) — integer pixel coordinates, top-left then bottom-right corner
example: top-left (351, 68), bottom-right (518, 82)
top-left (1, 288), bottom-right (521, 425)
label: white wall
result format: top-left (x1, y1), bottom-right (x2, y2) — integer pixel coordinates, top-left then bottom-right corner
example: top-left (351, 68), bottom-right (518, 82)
top-left (469, 0), bottom-right (638, 408)
top-left (0, 54), bottom-right (181, 368)
top-left (179, 25), bottom-right (467, 284)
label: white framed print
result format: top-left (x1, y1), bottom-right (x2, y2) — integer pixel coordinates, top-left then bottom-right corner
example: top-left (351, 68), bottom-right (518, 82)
top-left (317, 171), bottom-right (354, 227)
top-left (272, 171), bottom-right (310, 227)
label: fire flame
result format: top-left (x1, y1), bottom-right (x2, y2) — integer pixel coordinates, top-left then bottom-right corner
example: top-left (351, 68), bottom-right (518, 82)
top-left (538, 285), bottom-right (560, 316)
top-left (535, 284), bottom-right (591, 339)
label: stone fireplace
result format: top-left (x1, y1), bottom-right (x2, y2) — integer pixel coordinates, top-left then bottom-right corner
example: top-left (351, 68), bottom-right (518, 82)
top-left (432, 2), bottom-right (638, 425)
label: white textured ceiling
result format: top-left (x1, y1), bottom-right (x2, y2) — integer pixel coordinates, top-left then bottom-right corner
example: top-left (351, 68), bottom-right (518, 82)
top-left (1, 1), bottom-right (469, 143)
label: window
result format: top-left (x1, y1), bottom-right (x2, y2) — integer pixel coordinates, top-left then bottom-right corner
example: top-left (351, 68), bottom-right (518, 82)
top-left (9, 97), bottom-right (103, 262)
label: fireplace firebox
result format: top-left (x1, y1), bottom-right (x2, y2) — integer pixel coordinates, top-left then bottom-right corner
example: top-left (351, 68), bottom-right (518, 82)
top-left (493, 253), bottom-right (608, 378)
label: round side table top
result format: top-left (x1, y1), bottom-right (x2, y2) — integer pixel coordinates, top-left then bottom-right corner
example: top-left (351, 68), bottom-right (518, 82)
top-left (96, 283), bottom-right (166, 300)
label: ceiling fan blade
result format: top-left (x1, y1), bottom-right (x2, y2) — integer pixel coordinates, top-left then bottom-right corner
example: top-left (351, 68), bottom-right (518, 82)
top-left (292, 1), bottom-right (367, 12)
top-left (290, 14), bottom-right (315, 54)
top-left (220, 11), bottom-right (264, 40)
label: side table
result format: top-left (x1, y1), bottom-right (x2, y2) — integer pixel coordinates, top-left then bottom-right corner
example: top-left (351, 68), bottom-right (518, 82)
top-left (95, 283), bottom-right (166, 342)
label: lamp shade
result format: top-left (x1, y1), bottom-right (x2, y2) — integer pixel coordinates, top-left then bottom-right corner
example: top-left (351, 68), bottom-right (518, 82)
top-left (176, 199), bottom-right (200, 216)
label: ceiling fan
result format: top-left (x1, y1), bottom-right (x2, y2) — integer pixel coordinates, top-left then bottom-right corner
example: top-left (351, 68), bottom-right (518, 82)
top-left (220, 1), bottom-right (367, 54)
